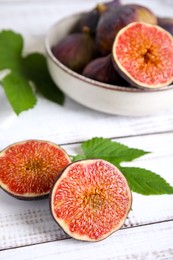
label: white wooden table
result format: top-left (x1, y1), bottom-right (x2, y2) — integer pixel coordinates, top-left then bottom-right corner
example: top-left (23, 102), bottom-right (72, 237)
top-left (0, 0), bottom-right (173, 259)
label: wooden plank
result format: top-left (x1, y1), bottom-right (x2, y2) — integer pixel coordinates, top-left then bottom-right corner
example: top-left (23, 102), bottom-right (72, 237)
top-left (1, 221), bottom-right (173, 259)
top-left (1, 91), bottom-right (173, 147)
top-left (0, 133), bottom-right (173, 250)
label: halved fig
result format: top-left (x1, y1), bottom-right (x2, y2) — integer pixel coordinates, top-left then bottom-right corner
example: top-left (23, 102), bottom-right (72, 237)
top-left (0, 140), bottom-right (71, 200)
top-left (50, 159), bottom-right (132, 241)
top-left (112, 22), bottom-right (173, 89)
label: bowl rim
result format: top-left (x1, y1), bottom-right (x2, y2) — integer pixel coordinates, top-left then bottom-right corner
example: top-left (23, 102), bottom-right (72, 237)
top-left (45, 12), bottom-right (173, 94)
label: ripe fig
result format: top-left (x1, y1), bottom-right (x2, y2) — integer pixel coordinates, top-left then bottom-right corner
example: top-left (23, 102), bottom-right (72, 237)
top-left (80, 9), bottom-right (100, 35)
top-left (0, 140), bottom-right (71, 200)
top-left (52, 33), bottom-right (95, 73)
top-left (112, 22), bottom-right (173, 89)
top-left (82, 54), bottom-right (126, 85)
top-left (50, 159), bottom-right (132, 241)
top-left (103, 0), bottom-right (121, 10)
top-left (158, 17), bottom-right (173, 35)
top-left (96, 4), bottom-right (157, 55)
top-left (80, 0), bottom-right (121, 35)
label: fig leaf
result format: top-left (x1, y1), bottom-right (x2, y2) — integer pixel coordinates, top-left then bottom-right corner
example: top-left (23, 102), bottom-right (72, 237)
top-left (1, 73), bottom-right (37, 115)
top-left (120, 167), bottom-right (173, 195)
top-left (72, 154), bottom-right (87, 161)
top-left (0, 30), bottom-right (64, 115)
top-left (22, 53), bottom-right (64, 105)
top-left (79, 137), bottom-right (149, 165)
top-left (0, 30), bottom-right (23, 72)
top-left (72, 137), bottom-right (173, 195)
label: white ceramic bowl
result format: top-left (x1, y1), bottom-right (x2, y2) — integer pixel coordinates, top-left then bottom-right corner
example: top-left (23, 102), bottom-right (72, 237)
top-left (45, 13), bottom-right (173, 116)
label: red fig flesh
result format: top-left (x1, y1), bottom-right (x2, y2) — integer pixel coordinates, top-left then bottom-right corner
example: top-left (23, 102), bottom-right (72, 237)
top-left (50, 159), bottom-right (132, 241)
top-left (112, 22), bottom-right (173, 89)
top-left (0, 140), bottom-right (71, 199)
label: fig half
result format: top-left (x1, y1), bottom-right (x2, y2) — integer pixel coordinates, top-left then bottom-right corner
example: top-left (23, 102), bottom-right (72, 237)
top-left (0, 140), bottom-right (71, 200)
top-left (112, 22), bottom-right (173, 89)
top-left (50, 159), bottom-right (132, 241)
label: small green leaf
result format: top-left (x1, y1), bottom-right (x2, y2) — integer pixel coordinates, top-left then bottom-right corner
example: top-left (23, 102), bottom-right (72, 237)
top-left (0, 30), bottom-right (35, 115)
top-left (72, 154), bottom-right (87, 162)
top-left (81, 137), bottom-right (149, 165)
top-left (22, 53), bottom-right (64, 105)
top-left (0, 30), bottom-right (23, 73)
top-left (1, 73), bottom-right (37, 115)
top-left (120, 167), bottom-right (173, 195)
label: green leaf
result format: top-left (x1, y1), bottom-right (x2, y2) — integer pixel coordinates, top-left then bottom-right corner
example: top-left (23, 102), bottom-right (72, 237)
top-left (22, 53), bottom-right (64, 105)
top-left (120, 167), bottom-right (173, 195)
top-left (0, 30), bottom-right (64, 114)
top-left (1, 73), bottom-right (37, 115)
top-left (80, 137), bottom-right (149, 165)
top-left (72, 154), bottom-right (87, 162)
top-left (0, 30), bottom-right (23, 73)
top-left (72, 137), bottom-right (173, 196)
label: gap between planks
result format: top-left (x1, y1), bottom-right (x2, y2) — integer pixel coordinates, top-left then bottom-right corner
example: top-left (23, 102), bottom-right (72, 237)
top-left (1, 220), bottom-right (173, 260)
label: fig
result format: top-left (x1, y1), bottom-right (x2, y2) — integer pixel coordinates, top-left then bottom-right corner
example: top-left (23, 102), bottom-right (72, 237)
top-left (82, 54), bottom-right (126, 85)
top-left (158, 17), bottom-right (173, 35)
top-left (80, 0), bottom-right (121, 35)
top-left (96, 4), bottom-right (157, 55)
top-left (0, 140), bottom-right (71, 200)
top-left (52, 33), bottom-right (95, 73)
top-left (80, 9), bottom-right (100, 35)
top-left (112, 22), bottom-right (173, 89)
top-left (103, 0), bottom-right (121, 10)
top-left (50, 159), bottom-right (132, 241)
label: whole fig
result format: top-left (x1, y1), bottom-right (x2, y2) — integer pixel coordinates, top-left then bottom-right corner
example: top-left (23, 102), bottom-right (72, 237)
top-left (82, 54), bottom-right (126, 85)
top-left (158, 17), bottom-right (173, 35)
top-left (96, 4), bottom-right (157, 55)
top-left (80, 0), bottom-right (121, 35)
top-left (80, 9), bottom-right (100, 35)
top-left (52, 33), bottom-right (96, 73)
top-left (103, 0), bottom-right (121, 10)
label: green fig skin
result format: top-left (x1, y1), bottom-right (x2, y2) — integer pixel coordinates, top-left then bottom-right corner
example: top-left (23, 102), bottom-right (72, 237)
top-left (96, 4), bottom-right (157, 55)
top-left (52, 33), bottom-right (96, 73)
